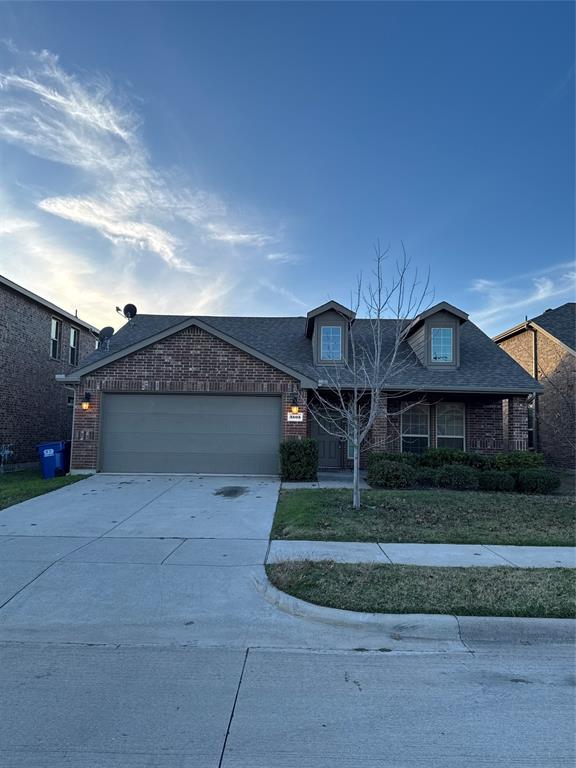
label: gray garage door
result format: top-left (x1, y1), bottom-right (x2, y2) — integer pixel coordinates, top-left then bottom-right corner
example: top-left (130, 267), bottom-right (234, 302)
top-left (100, 394), bottom-right (282, 474)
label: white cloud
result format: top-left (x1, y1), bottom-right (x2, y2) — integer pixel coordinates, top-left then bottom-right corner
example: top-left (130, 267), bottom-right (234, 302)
top-left (203, 222), bottom-right (274, 246)
top-left (266, 252), bottom-right (298, 264)
top-left (0, 216), bottom-right (38, 235)
top-left (469, 263), bottom-right (576, 333)
top-left (0, 44), bottom-right (283, 280)
top-left (259, 278), bottom-right (308, 309)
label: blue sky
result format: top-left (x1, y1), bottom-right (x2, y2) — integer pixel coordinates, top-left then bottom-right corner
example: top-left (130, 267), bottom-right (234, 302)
top-left (0, 1), bottom-right (573, 333)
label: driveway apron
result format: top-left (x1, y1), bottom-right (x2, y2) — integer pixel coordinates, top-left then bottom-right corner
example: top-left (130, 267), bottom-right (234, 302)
top-left (0, 474), bottom-right (457, 652)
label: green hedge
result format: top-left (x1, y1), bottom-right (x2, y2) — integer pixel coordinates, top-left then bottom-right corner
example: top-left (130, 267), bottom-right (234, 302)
top-left (279, 439), bottom-right (319, 482)
top-left (515, 469), bottom-right (561, 495)
top-left (367, 458), bottom-right (416, 489)
top-left (366, 449), bottom-right (556, 494)
top-left (435, 464), bottom-right (480, 490)
top-left (478, 470), bottom-right (516, 493)
top-left (490, 451), bottom-right (545, 471)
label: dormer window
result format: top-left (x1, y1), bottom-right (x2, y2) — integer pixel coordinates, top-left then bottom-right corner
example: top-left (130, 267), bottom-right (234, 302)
top-left (431, 327), bottom-right (453, 363)
top-left (320, 326), bottom-right (342, 361)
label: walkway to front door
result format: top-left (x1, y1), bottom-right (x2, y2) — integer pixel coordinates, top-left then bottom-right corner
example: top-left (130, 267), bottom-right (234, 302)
top-left (310, 415), bottom-right (343, 469)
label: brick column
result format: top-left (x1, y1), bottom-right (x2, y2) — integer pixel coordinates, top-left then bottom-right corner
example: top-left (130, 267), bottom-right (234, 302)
top-left (283, 389), bottom-right (308, 440)
top-left (506, 395), bottom-right (529, 451)
top-left (70, 383), bottom-right (101, 472)
top-left (370, 393), bottom-right (388, 449)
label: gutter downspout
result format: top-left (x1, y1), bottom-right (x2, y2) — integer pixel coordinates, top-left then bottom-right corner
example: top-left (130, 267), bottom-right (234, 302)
top-left (527, 321), bottom-right (539, 451)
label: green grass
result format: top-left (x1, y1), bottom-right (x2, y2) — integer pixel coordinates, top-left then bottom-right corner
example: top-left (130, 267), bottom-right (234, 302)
top-left (0, 470), bottom-right (86, 511)
top-left (272, 488), bottom-right (576, 546)
top-left (267, 561), bottom-right (576, 618)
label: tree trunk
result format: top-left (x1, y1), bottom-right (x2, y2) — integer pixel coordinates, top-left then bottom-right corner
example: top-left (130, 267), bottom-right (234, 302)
top-left (352, 442), bottom-right (361, 510)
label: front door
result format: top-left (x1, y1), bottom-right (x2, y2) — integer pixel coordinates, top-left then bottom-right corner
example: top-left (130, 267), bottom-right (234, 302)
top-left (310, 415), bottom-right (343, 469)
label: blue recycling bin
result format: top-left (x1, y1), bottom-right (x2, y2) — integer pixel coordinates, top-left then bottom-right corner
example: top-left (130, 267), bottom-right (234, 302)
top-left (37, 441), bottom-right (67, 479)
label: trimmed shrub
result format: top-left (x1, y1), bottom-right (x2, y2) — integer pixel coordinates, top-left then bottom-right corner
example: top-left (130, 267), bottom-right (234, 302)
top-left (435, 464), bottom-right (480, 491)
top-left (367, 459), bottom-right (416, 489)
top-left (492, 451), bottom-right (545, 471)
top-left (414, 466), bottom-right (440, 488)
top-left (419, 448), bottom-right (467, 468)
top-left (478, 470), bottom-right (516, 493)
top-left (419, 448), bottom-right (496, 471)
top-left (279, 439), bottom-right (318, 482)
top-left (515, 469), bottom-right (561, 495)
top-left (368, 451), bottom-right (419, 466)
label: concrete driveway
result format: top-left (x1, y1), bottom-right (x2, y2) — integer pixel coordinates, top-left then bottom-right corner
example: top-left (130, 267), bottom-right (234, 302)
top-left (1, 475), bottom-right (574, 767)
top-left (0, 474), bottom-right (446, 650)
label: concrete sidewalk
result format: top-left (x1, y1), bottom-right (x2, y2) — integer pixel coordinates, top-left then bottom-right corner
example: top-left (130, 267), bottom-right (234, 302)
top-left (268, 540), bottom-right (576, 568)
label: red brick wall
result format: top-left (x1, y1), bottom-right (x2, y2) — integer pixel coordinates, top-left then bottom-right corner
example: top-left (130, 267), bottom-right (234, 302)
top-left (0, 283), bottom-right (96, 465)
top-left (71, 324), bottom-right (305, 470)
top-left (498, 328), bottom-right (575, 467)
top-left (369, 394), bottom-right (514, 455)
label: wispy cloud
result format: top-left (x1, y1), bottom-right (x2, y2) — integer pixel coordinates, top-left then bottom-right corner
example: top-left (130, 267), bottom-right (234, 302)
top-left (259, 278), bottom-right (308, 309)
top-left (0, 44), bottom-right (301, 326)
top-left (0, 215), bottom-right (38, 235)
top-left (266, 251), bottom-right (299, 264)
top-left (469, 262), bottom-right (576, 333)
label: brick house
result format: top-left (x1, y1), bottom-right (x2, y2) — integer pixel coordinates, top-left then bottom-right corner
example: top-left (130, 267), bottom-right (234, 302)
top-left (0, 274), bottom-right (98, 469)
top-left (59, 300), bottom-right (539, 475)
top-left (494, 303), bottom-right (575, 469)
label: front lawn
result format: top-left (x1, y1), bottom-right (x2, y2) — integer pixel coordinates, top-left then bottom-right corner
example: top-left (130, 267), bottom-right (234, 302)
top-left (0, 470), bottom-right (85, 511)
top-left (271, 488), bottom-right (576, 546)
top-left (267, 561), bottom-right (576, 618)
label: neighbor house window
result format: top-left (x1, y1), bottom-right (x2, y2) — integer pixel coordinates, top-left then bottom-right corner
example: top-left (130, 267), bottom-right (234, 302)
top-left (69, 327), bottom-right (79, 365)
top-left (401, 404), bottom-right (430, 453)
top-left (50, 318), bottom-right (62, 359)
top-left (320, 326), bottom-right (342, 361)
top-left (67, 395), bottom-right (74, 408)
top-left (436, 403), bottom-right (465, 450)
top-left (431, 327), bottom-right (453, 362)
top-left (527, 397), bottom-right (536, 450)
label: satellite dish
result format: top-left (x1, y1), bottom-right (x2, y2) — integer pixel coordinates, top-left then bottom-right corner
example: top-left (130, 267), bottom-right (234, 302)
top-left (123, 303), bottom-right (137, 319)
top-left (99, 326), bottom-right (115, 342)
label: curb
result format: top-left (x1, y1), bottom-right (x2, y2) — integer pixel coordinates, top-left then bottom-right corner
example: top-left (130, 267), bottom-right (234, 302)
top-left (253, 571), bottom-right (462, 639)
top-left (253, 572), bottom-right (576, 649)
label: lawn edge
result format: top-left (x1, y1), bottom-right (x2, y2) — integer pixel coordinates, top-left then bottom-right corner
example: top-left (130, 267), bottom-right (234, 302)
top-left (255, 568), bottom-right (576, 648)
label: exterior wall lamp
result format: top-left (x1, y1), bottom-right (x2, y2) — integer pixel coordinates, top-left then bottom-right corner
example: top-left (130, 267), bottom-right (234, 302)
top-left (81, 392), bottom-right (92, 411)
top-left (290, 394), bottom-right (300, 415)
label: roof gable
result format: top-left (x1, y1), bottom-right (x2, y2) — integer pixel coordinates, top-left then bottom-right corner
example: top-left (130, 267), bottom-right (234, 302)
top-left (493, 302), bottom-right (576, 353)
top-left (305, 300), bottom-right (356, 337)
top-left (0, 273), bottom-right (98, 332)
top-left (61, 314), bottom-right (317, 388)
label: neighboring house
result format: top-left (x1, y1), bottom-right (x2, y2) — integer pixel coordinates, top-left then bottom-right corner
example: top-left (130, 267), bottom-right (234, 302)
top-left (0, 274), bottom-right (98, 469)
top-left (59, 300), bottom-right (539, 475)
top-left (494, 303), bottom-right (575, 470)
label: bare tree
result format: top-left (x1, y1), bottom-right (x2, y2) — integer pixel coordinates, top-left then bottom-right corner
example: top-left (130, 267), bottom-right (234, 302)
top-left (308, 243), bottom-right (431, 509)
top-left (535, 349), bottom-right (576, 454)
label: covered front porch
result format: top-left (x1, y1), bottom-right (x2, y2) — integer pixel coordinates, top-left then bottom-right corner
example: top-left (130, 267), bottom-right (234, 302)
top-left (306, 391), bottom-right (530, 470)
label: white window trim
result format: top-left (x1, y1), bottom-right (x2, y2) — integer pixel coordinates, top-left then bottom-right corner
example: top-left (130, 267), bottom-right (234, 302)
top-left (320, 325), bottom-right (343, 362)
top-left (400, 403), bottom-right (430, 453)
top-left (69, 326), bottom-right (79, 366)
top-left (435, 402), bottom-right (466, 451)
top-left (50, 317), bottom-right (62, 360)
top-left (430, 327), bottom-right (454, 363)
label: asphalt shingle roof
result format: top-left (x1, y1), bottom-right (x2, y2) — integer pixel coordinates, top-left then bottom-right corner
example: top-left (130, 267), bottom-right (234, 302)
top-left (76, 312), bottom-right (539, 393)
top-left (531, 303), bottom-right (575, 351)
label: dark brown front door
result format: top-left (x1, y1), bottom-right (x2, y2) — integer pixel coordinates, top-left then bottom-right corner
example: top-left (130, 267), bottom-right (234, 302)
top-left (310, 415), bottom-right (343, 469)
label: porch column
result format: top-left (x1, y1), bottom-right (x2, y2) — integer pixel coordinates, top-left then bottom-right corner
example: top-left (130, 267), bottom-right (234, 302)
top-left (506, 395), bottom-right (529, 451)
top-left (371, 393), bottom-right (389, 450)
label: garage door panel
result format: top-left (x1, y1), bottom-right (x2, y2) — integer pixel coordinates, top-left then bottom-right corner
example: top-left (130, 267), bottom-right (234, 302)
top-left (101, 451), bottom-right (277, 475)
top-left (107, 413), bottom-right (279, 437)
top-left (100, 394), bottom-right (281, 474)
